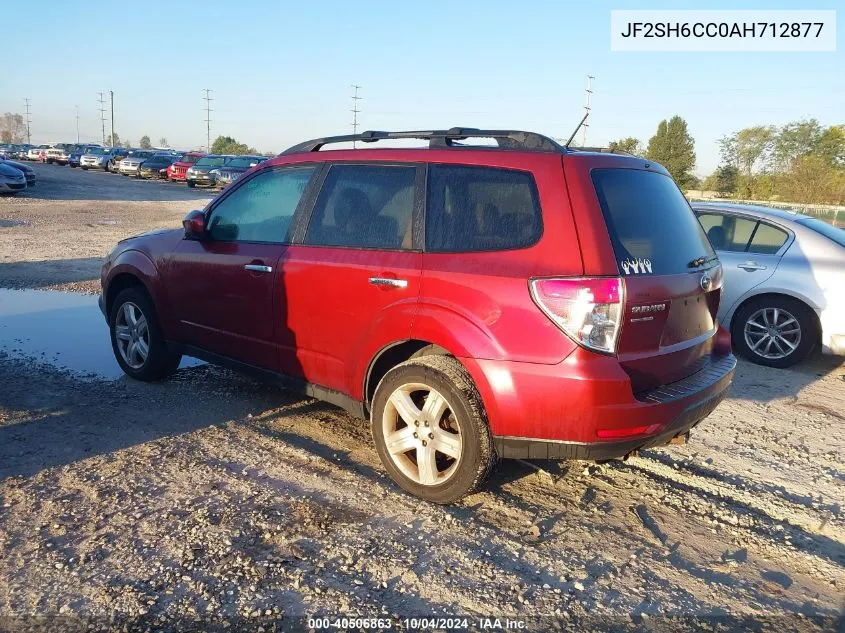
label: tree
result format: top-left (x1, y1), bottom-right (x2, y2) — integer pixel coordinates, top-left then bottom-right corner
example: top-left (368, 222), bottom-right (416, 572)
top-left (139, 135), bottom-right (152, 149)
top-left (779, 155), bottom-right (845, 205)
top-left (646, 116), bottom-right (697, 188)
top-left (105, 132), bottom-right (121, 147)
top-left (159, 137), bottom-right (168, 147)
top-left (719, 126), bottom-right (776, 176)
top-left (210, 135), bottom-right (258, 155)
top-left (771, 119), bottom-right (823, 169)
top-left (706, 165), bottom-right (739, 195)
top-left (814, 125), bottom-right (845, 166)
top-left (1, 113), bottom-right (26, 144)
top-left (608, 137), bottom-right (643, 156)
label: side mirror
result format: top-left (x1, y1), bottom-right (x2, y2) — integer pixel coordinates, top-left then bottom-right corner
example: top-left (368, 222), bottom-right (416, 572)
top-left (182, 210), bottom-right (207, 240)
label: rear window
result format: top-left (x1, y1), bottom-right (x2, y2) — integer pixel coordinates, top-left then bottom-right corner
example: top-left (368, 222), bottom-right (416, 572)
top-left (196, 157), bottom-right (225, 167)
top-left (426, 165), bottom-right (542, 252)
top-left (591, 168), bottom-right (714, 275)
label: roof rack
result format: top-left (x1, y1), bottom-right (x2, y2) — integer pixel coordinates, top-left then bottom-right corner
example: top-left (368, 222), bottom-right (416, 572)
top-left (281, 128), bottom-right (565, 155)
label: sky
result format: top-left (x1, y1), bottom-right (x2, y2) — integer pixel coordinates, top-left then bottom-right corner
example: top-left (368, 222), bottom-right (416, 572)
top-left (2, 0), bottom-right (842, 176)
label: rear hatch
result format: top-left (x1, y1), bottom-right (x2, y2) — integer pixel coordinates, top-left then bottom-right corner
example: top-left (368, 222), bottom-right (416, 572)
top-left (588, 164), bottom-right (722, 393)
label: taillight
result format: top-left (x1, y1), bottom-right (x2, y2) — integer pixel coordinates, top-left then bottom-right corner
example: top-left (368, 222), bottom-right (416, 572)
top-left (530, 277), bottom-right (624, 355)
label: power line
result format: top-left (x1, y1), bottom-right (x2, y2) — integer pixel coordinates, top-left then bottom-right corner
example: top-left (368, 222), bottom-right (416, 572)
top-left (23, 98), bottom-right (32, 144)
top-left (350, 84), bottom-right (362, 148)
top-left (582, 75), bottom-right (594, 147)
top-left (97, 92), bottom-right (107, 146)
top-left (203, 89), bottom-right (213, 152)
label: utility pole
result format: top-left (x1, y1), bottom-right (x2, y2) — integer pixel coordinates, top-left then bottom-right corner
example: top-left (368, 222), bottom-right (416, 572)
top-left (581, 75), bottom-right (594, 147)
top-left (24, 98), bottom-right (32, 144)
top-left (110, 91), bottom-right (115, 149)
top-left (75, 105), bottom-right (80, 143)
top-left (203, 89), bottom-right (213, 152)
top-left (97, 92), bottom-right (107, 146)
top-left (350, 84), bottom-right (362, 148)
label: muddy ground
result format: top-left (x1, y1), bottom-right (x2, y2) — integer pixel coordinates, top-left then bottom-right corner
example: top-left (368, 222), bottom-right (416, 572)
top-left (0, 164), bottom-right (843, 632)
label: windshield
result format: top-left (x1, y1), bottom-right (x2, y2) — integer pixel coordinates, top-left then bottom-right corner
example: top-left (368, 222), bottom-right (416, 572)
top-left (224, 157), bottom-right (259, 168)
top-left (196, 157), bottom-right (226, 167)
top-left (592, 168), bottom-right (715, 275)
top-left (181, 154), bottom-right (201, 164)
top-left (797, 217), bottom-right (845, 248)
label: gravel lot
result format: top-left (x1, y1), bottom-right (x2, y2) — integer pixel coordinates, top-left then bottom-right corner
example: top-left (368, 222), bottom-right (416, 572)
top-left (1, 164), bottom-right (843, 631)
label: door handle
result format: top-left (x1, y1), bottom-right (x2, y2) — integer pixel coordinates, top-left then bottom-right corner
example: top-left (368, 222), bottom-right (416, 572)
top-left (738, 261), bottom-right (767, 271)
top-left (244, 264), bottom-right (273, 273)
top-left (368, 277), bottom-right (408, 289)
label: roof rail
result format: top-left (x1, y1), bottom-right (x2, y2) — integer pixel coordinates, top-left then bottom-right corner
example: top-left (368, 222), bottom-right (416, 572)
top-left (281, 128), bottom-right (565, 155)
top-left (571, 146), bottom-right (639, 157)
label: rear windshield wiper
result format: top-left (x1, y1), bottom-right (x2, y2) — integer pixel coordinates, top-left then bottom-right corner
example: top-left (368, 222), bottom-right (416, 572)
top-left (688, 255), bottom-right (718, 268)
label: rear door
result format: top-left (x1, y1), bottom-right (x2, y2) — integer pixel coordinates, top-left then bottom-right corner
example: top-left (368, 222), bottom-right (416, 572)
top-left (282, 163), bottom-right (423, 394)
top-left (588, 167), bottom-right (723, 392)
top-left (696, 211), bottom-right (787, 318)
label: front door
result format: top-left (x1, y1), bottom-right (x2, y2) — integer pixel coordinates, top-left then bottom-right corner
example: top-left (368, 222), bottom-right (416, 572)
top-left (168, 165), bottom-right (318, 370)
top-left (282, 163), bottom-right (422, 395)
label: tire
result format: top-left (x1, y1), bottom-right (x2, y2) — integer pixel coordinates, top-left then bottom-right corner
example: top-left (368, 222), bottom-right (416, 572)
top-left (187, 180), bottom-right (196, 188)
top-left (370, 355), bottom-right (495, 504)
top-left (731, 296), bottom-right (816, 368)
top-left (109, 287), bottom-right (182, 381)
top-left (81, 166), bottom-right (88, 171)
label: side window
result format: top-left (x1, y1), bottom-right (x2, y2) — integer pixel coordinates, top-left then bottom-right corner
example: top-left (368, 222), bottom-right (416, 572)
top-left (748, 222), bottom-right (788, 255)
top-left (426, 165), bottom-right (541, 252)
top-left (207, 166), bottom-right (315, 243)
top-left (305, 164), bottom-right (416, 249)
top-left (697, 213), bottom-right (756, 252)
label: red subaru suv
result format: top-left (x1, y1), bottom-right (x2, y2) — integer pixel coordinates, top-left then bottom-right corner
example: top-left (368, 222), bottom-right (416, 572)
top-left (100, 128), bottom-right (735, 503)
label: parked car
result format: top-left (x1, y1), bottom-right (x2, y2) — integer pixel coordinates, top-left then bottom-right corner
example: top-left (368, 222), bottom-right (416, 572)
top-left (0, 162), bottom-right (27, 195)
top-left (184, 154), bottom-right (228, 187)
top-left (0, 157), bottom-right (36, 187)
top-left (27, 145), bottom-right (48, 161)
top-left (118, 150), bottom-right (155, 176)
top-left (692, 203), bottom-right (845, 367)
top-left (80, 147), bottom-right (120, 171)
top-left (44, 147), bottom-right (71, 165)
top-left (68, 144), bottom-right (102, 168)
top-left (100, 128), bottom-right (736, 503)
top-left (210, 155), bottom-right (269, 188)
top-left (11, 144), bottom-right (31, 160)
top-left (138, 155), bottom-right (177, 179)
top-left (166, 152), bottom-right (204, 181)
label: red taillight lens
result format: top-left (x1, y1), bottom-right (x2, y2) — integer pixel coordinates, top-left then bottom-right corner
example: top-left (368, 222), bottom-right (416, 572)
top-left (530, 277), bottom-right (624, 355)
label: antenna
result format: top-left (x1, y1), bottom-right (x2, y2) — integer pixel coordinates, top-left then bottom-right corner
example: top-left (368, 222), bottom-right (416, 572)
top-left (582, 74), bottom-right (594, 147)
top-left (350, 84), bottom-right (362, 148)
top-left (203, 89), bottom-right (213, 152)
top-left (24, 98), bottom-right (32, 144)
top-left (564, 112), bottom-right (590, 148)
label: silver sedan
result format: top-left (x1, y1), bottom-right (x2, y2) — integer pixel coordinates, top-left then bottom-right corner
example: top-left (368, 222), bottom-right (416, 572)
top-left (692, 202), bottom-right (845, 367)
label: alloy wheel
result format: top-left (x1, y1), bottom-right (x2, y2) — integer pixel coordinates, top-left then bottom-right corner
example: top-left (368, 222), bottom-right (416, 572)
top-left (114, 302), bottom-right (150, 369)
top-left (381, 383), bottom-right (462, 486)
top-left (743, 307), bottom-right (801, 360)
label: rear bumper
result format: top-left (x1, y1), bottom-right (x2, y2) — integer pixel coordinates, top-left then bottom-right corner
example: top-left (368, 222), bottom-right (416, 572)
top-left (464, 349), bottom-right (736, 459)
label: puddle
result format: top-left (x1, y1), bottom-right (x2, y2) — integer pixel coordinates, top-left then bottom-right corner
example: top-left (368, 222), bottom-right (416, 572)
top-left (0, 219), bottom-right (26, 228)
top-left (0, 288), bottom-right (201, 380)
